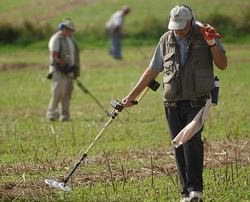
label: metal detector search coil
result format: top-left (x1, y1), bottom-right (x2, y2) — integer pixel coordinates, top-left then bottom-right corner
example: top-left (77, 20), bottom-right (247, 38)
top-left (45, 179), bottom-right (71, 191)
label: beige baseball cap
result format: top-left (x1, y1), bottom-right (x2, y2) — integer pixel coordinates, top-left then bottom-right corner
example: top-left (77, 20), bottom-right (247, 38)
top-left (168, 5), bottom-right (193, 30)
top-left (61, 18), bottom-right (75, 31)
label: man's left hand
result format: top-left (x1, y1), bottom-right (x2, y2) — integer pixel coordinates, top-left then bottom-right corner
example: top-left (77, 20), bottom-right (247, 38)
top-left (200, 24), bottom-right (220, 46)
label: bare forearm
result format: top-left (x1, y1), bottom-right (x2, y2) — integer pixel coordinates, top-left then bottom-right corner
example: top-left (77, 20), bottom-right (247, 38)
top-left (123, 67), bottom-right (159, 106)
top-left (211, 45), bottom-right (227, 70)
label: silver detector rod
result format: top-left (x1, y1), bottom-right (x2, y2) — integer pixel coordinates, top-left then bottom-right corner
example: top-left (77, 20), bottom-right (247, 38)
top-left (45, 80), bottom-right (160, 191)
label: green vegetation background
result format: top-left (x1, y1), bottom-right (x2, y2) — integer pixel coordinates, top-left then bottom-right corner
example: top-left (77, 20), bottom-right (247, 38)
top-left (0, 0), bottom-right (250, 51)
top-left (0, 0), bottom-right (250, 201)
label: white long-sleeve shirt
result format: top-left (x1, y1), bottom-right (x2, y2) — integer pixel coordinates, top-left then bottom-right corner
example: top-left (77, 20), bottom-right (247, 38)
top-left (105, 10), bottom-right (124, 31)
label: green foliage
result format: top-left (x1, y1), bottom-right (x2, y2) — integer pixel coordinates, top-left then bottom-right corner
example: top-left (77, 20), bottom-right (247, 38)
top-left (0, 21), bottom-right (53, 46)
top-left (0, 0), bottom-right (250, 48)
top-left (0, 23), bottom-right (20, 44)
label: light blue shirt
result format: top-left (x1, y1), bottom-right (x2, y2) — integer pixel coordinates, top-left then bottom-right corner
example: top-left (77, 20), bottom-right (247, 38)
top-left (149, 31), bottom-right (226, 72)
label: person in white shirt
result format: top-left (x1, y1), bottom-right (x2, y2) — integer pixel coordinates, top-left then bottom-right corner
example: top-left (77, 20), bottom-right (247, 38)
top-left (105, 5), bottom-right (130, 59)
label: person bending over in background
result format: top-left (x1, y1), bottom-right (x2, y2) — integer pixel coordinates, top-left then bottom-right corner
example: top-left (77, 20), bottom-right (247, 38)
top-left (122, 5), bottom-right (227, 202)
top-left (46, 18), bottom-right (80, 122)
top-left (105, 5), bottom-right (131, 60)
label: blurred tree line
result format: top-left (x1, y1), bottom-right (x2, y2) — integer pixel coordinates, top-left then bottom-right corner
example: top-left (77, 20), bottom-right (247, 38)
top-left (0, 11), bottom-right (249, 48)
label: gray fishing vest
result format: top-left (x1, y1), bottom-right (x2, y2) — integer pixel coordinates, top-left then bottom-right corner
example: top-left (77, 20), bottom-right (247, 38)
top-left (161, 25), bottom-right (214, 102)
top-left (50, 31), bottom-right (80, 77)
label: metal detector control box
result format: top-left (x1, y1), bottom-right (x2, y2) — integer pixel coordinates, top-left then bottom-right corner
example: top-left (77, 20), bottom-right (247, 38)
top-left (110, 100), bottom-right (124, 112)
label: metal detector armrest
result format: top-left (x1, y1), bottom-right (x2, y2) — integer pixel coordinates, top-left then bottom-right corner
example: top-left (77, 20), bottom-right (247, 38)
top-left (148, 79), bottom-right (160, 92)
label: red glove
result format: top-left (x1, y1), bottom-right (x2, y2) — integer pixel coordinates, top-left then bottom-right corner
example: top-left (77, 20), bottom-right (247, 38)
top-left (200, 24), bottom-right (221, 46)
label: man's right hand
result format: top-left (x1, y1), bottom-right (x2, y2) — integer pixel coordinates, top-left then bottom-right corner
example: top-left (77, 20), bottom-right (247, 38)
top-left (122, 95), bottom-right (136, 107)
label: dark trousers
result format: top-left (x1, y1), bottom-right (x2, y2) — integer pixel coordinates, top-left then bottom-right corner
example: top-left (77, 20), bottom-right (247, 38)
top-left (164, 100), bottom-right (204, 197)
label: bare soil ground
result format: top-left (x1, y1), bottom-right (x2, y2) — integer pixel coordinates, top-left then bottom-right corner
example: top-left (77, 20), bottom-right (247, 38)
top-left (1, 139), bottom-right (249, 200)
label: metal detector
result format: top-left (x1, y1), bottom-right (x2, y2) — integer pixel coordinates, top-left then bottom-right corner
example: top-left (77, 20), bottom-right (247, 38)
top-left (45, 79), bottom-right (160, 191)
top-left (75, 78), bottom-right (110, 116)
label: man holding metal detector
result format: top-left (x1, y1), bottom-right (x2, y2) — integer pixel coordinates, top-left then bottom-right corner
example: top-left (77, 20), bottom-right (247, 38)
top-left (46, 18), bottom-right (80, 122)
top-left (122, 5), bottom-right (227, 202)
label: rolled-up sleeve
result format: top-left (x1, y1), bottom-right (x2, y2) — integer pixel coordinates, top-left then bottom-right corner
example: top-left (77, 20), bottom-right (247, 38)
top-left (48, 35), bottom-right (60, 52)
top-left (149, 42), bottom-right (164, 72)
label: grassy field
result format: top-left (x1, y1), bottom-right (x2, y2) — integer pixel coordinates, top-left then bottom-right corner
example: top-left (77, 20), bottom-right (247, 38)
top-left (0, 44), bottom-right (250, 201)
top-left (1, 0), bottom-right (249, 29)
top-left (0, 0), bottom-right (250, 201)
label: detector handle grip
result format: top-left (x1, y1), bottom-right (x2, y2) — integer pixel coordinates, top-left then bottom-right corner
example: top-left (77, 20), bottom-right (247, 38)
top-left (130, 100), bottom-right (138, 105)
top-left (196, 21), bottom-right (222, 39)
top-left (205, 32), bottom-right (221, 39)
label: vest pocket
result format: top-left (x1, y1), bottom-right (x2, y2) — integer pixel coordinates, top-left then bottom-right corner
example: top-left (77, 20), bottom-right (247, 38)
top-left (163, 73), bottom-right (181, 99)
top-left (194, 69), bottom-right (214, 94)
top-left (163, 53), bottom-right (175, 72)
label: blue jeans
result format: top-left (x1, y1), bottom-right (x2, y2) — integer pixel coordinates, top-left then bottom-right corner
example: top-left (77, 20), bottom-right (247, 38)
top-left (107, 28), bottom-right (122, 59)
top-left (165, 100), bottom-right (204, 197)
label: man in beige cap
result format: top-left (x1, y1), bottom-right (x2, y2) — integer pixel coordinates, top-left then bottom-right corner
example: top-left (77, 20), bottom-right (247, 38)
top-left (122, 5), bottom-right (227, 202)
top-left (105, 5), bottom-right (131, 59)
top-left (46, 18), bottom-right (80, 122)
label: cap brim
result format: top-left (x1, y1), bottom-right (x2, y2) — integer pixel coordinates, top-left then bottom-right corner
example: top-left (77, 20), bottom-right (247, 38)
top-left (65, 26), bottom-right (75, 32)
top-left (168, 21), bottom-right (187, 30)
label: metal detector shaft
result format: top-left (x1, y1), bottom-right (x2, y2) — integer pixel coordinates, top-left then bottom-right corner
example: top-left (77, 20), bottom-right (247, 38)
top-left (62, 87), bottom-right (149, 184)
top-left (131, 79), bottom-right (160, 105)
top-left (63, 110), bottom-right (116, 184)
top-left (75, 78), bottom-right (110, 116)
top-left (135, 87), bottom-right (150, 103)
top-left (62, 109), bottom-right (119, 185)
top-left (84, 112), bottom-right (115, 154)
top-left (63, 153), bottom-right (87, 184)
